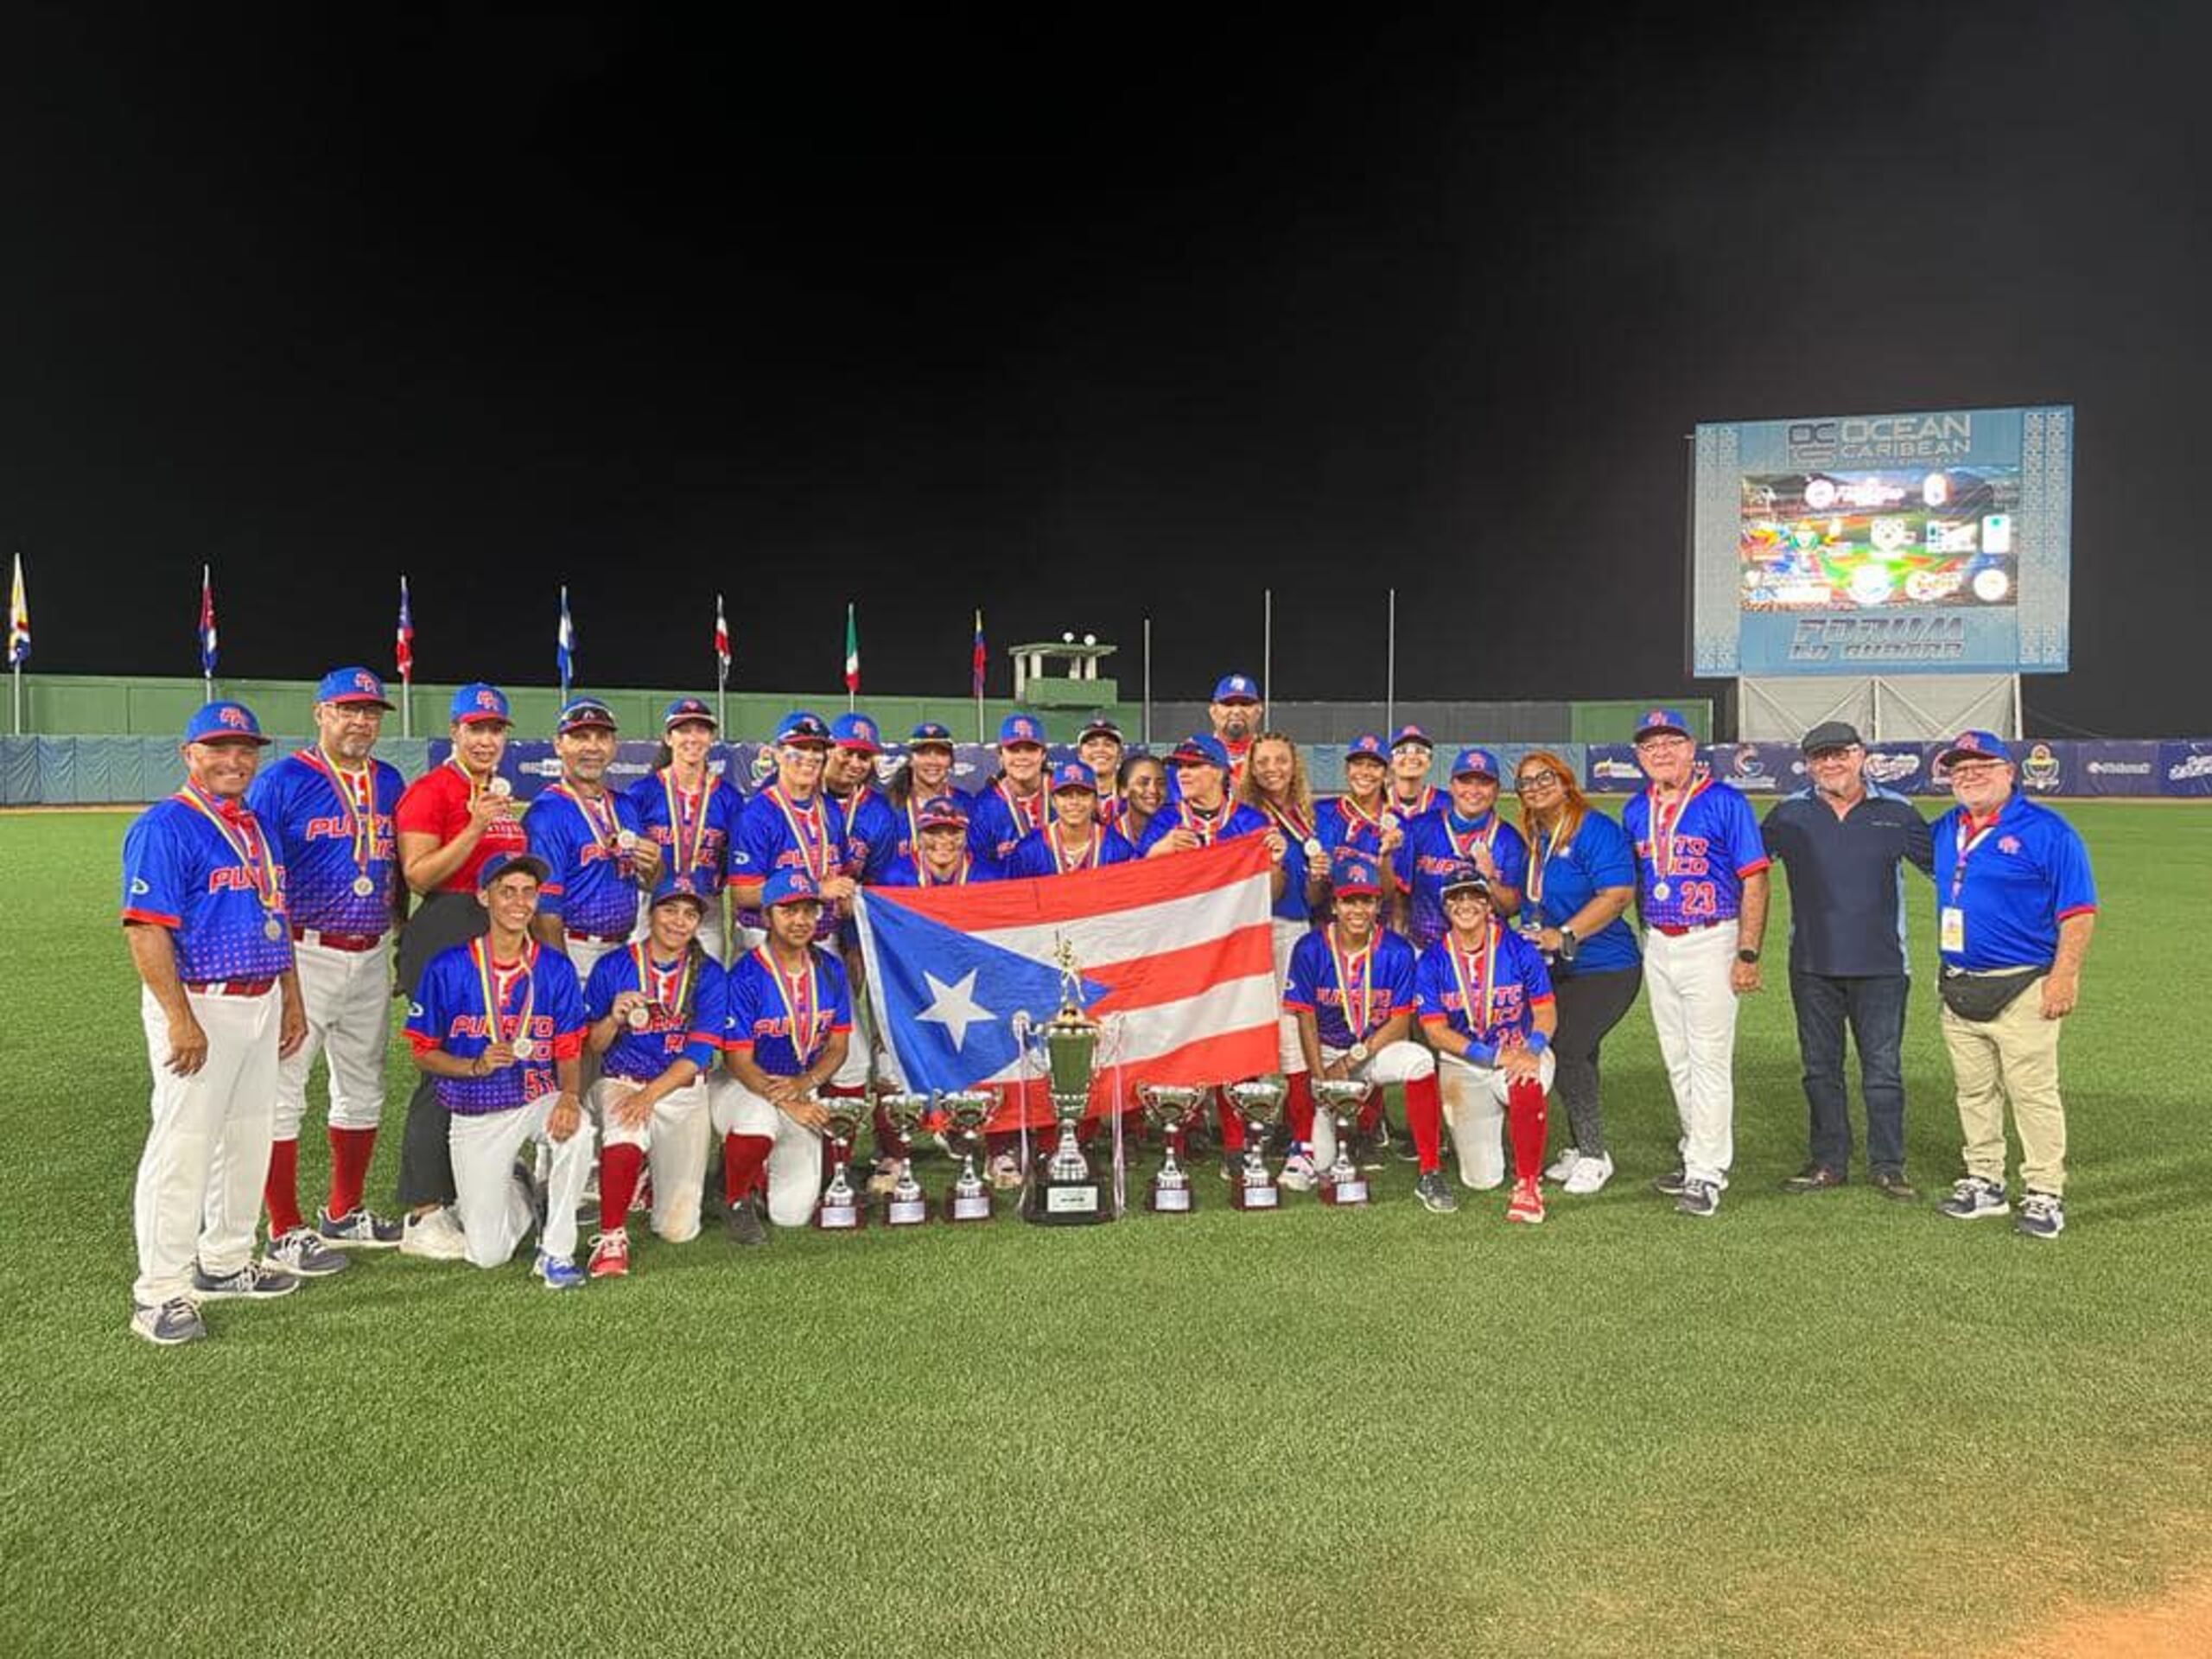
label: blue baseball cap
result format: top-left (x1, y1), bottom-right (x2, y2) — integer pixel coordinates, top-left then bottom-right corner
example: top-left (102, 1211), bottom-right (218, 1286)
top-left (1633, 708), bottom-right (1693, 741)
top-left (908, 721), bottom-right (957, 749)
top-left (775, 710), bottom-right (832, 747)
top-left (1438, 861), bottom-right (1490, 897)
top-left (1344, 734), bottom-right (1387, 762)
top-left (831, 713), bottom-right (882, 754)
top-left (315, 667), bottom-right (393, 709)
top-left (1169, 733), bottom-right (1230, 771)
top-left (760, 868), bottom-right (823, 908)
top-left (1389, 724), bottom-right (1433, 752)
top-left (1077, 715), bottom-right (1124, 743)
top-left (1449, 747), bottom-right (1501, 780)
top-left (182, 701), bottom-right (272, 746)
top-left (1211, 673), bottom-right (1261, 703)
top-left (1050, 760), bottom-right (1098, 794)
top-left (663, 696), bottom-right (717, 732)
top-left (998, 713), bottom-right (1046, 747)
top-left (1332, 856), bottom-right (1382, 898)
top-left (450, 683), bottom-right (512, 726)
top-left (556, 696), bottom-right (619, 735)
top-left (916, 794), bottom-right (969, 830)
top-left (1937, 730), bottom-right (2012, 767)
top-left (649, 870), bottom-right (708, 911)
top-left (477, 850), bottom-right (550, 891)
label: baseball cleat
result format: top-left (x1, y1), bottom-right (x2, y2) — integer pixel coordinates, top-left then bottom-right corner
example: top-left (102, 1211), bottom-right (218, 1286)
top-left (587, 1230), bottom-right (631, 1279)
top-left (1543, 1146), bottom-right (1581, 1184)
top-left (1675, 1179), bottom-right (1720, 1218)
top-left (2014, 1190), bottom-right (2065, 1239)
top-left (1414, 1170), bottom-right (1459, 1214)
top-left (532, 1252), bottom-right (586, 1291)
top-left (399, 1205), bottom-right (468, 1261)
top-left (1506, 1179), bottom-right (1546, 1224)
top-left (265, 1227), bottom-right (350, 1279)
top-left (130, 1297), bottom-right (207, 1346)
top-left (1938, 1177), bottom-right (2010, 1221)
top-left (317, 1205), bottom-right (404, 1248)
top-left (725, 1194), bottom-right (769, 1247)
top-left (1562, 1152), bottom-right (1615, 1195)
top-left (191, 1260), bottom-right (301, 1300)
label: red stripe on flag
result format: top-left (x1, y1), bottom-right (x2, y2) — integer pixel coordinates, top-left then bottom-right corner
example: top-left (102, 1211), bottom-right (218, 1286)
top-left (1084, 923), bottom-right (1274, 1014)
top-left (872, 836), bottom-right (1270, 929)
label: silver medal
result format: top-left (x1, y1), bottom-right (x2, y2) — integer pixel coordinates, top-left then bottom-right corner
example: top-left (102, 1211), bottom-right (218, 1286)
top-left (617, 829), bottom-right (640, 852)
top-left (512, 1037), bottom-right (536, 1061)
top-left (488, 777), bottom-right (513, 798)
top-left (626, 1004), bottom-right (652, 1030)
top-left (352, 874), bottom-right (376, 898)
top-left (264, 916), bottom-right (284, 941)
top-left (1651, 880), bottom-right (1671, 902)
top-left (1302, 836), bottom-right (1324, 861)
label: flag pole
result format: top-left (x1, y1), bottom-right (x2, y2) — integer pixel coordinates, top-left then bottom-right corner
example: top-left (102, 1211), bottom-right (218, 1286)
top-left (8, 551), bottom-right (22, 735)
top-left (1384, 587), bottom-right (1396, 735)
top-left (972, 607), bottom-right (986, 745)
top-left (201, 564), bottom-right (213, 702)
top-left (1141, 615), bottom-right (1152, 747)
top-left (1262, 588), bottom-right (1273, 728)
top-left (715, 592), bottom-right (730, 734)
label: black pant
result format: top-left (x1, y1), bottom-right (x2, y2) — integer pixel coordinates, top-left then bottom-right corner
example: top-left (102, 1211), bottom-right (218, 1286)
top-left (1549, 963), bottom-right (1643, 1159)
top-left (394, 891), bottom-right (488, 1209)
top-left (1789, 969), bottom-right (1909, 1173)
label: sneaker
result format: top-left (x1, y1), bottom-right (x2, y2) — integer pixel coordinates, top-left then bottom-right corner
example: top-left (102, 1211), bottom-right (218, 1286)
top-left (130, 1297), bottom-right (207, 1346)
top-left (1279, 1150), bottom-right (1317, 1192)
top-left (725, 1194), bottom-right (768, 1247)
top-left (1506, 1179), bottom-right (1545, 1224)
top-left (1869, 1167), bottom-right (1920, 1203)
top-left (317, 1205), bottom-right (403, 1249)
top-left (1651, 1166), bottom-right (1689, 1197)
top-left (1782, 1163), bottom-right (1847, 1194)
top-left (988, 1152), bottom-right (1024, 1192)
top-left (1543, 1146), bottom-right (1581, 1184)
top-left (1675, 1179), bottom-right (1720, 1218)
top-left (628, 1177), bottom-right (652, 1217)
top-left (399, 1205), bottom-right (468, 1261)
top-left (191, 1260), bottom-right (300, 1300)
top-left (2015, 1189), bottom-right (2065, 1239)
top-left (533, 1251), bottom-right (586, 1291)
top-left (866, 1158), bottom-right (901, 1199)
top-left (1414, 1170), bottom-right (1459, 1214)
top-left (1938, 1177), bottom-right (2010, 1220)
top-left (1562, 1152), bottom-right (1614, 1196)
top-left (266, 1227), bottom-right (350, 1279)
top-left (587, 1230), bottom-right (631, 1279)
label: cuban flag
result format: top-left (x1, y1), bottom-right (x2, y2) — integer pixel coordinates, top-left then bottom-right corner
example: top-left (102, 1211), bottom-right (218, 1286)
top-left (855, 837), bottom-right (1278, 1126)
top-left (556, 584), bottom-right (575, 696)
top-left (198, 565), bottom-right (218, 677)
top-left (395, 575), bottom-right (415, 682)
top-left (971, 607), bottom-right (987, 698)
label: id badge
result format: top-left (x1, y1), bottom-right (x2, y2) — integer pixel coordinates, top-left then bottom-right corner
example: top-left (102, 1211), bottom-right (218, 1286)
top-left (1940, 906), bottom-right (1965, 954)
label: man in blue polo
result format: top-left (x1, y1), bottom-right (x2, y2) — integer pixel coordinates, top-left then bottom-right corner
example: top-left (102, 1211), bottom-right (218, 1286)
top-left (1759, 721), bottom-right (1935, 1200)
top-left (1927, 730), bottom-right (2097, 1239)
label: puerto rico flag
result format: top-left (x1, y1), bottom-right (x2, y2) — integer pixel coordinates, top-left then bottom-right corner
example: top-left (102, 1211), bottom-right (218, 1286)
top-left (198, 565), bottom-right (218, 677)
top-left (971, 608), bottom-right (987, 698)
top-left (855, 836), bottom-right (1277, 1128)
top-left (395, 575), bottom-right (415, 682)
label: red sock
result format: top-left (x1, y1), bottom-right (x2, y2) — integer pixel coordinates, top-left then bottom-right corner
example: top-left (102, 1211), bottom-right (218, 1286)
top-left (1215, 1090), bottom-right (1246, 1152)
top-left (1405, 1074), bottom-right (1443, 1173)
top-left (264, 1137), bottom-right (303, 1236)
top-left (326, 1126), bottom-right (376, 1220)
top-left (599, 1142), bottom-right (645, 1230)
top-left (1285, 1071), bottom-right (1315, 1144)
top-left (1507, 1077), bottom-right (1548, 1185)
top-left (723, 1133), bottom-right (772, 1205)
top-left (1357, 1091), bottom-right (1386, 1135)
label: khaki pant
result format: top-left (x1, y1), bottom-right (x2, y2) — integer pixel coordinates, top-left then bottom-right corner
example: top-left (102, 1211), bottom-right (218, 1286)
top-left (1940, 975), bottom-right (2067, 1195)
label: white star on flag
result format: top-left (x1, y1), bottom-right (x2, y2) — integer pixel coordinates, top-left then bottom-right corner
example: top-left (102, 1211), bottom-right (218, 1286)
top-left (915, 969), bottom-right (995, 1052)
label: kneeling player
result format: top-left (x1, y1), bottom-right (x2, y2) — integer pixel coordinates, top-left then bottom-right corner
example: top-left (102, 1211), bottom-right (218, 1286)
top-left (1414, 864), bottom-right (1558, 1223)
top-left (1281, 856), bottom-right (1440, 1188)
top-left (404, 854), bottom-right (596, 1286)
top-left (581, 874), bottom-right (730, 1276)
top-left (709, 870), bottom-right (855, 1234)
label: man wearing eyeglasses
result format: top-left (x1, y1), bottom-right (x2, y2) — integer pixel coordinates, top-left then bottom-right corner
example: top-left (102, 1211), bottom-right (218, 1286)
top-left (1758, 722), bottom-right (1934, 1202)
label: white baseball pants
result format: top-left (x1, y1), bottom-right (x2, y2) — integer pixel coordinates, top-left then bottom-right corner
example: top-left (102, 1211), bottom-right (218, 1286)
top-left (1308, 1039), bottom-right (1433, 1172)
top-left (590, 1075), bottom-right (711, 1243)
top-left (709, 1078), bottom-right (831, 1229)
top-left (1436, 1047), bottom-right (1557, 1190)
top-left (272, 934), bottom-right (391, 1140)
top-left (1271, 918), bottom-right (1312, 1076)
top-left (1643, 920), bottom-right (1740, 1186)
top-left (448, 1096), bottom-right (596, 1268)
top-left (134, 985), bottom-right (279, 1306)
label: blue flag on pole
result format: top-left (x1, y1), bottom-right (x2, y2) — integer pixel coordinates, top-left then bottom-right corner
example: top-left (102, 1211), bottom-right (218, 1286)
top-left (556, 584), bottom-right (575, 697)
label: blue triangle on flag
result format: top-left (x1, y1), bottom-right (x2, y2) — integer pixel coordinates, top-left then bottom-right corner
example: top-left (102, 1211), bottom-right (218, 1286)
top-left (862, 893), bottom-right (1109, 1093)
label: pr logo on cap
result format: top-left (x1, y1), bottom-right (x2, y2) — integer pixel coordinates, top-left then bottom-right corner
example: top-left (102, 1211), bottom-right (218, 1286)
top-left (353, 671), bottom-right (376, 693)
top-left (218, 706), bottom-right (249, 730)
top-left (477, 689), bottom-right (500, 711)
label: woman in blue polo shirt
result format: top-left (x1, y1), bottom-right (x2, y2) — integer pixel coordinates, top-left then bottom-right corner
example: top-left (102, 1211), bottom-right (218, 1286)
top-left (1510, 750), bottom-right (1641, 1196)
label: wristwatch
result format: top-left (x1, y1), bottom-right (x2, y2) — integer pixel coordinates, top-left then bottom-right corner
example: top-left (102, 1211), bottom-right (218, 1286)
top-left (1737, 947), bottom-right (1761, 964)
top-left (1348, 1041), bottom-right (1370, 1065)
top-left (1558, 927), bottom-right (1579, 963)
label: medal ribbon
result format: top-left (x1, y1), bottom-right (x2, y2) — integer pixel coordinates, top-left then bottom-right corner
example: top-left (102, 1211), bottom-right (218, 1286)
top-left (1340, 791), bottom-right (1387, 836)
top-left (1265, 798), bottom-right (1315, 847)
top-left (174, 785), bottom-right (282, 921)
top-left (1951, 810), bottom-right (2004, 905)
top-left (765, 785), bottom-right (830, 882)
top-left (1180, 801), bottom-right (1226, 847)
top-left (759, 945), bottom-right (823, 1064)
top-left (1047, 823), bottom-right (1097, 873)
top-left (1446, 810), bottom-right (1497, 866)
top-left (1644, 768), bottom-right (1711, 888)
top-left (1326, 924), bottom-right (1378, 1043)
top-left (629, 942), bottom-right (696, 1027)
top-left (1448, 918), bottom-right (1500, 1039)
top-left (471, 938), bottom-right (537, 1053)
top-left (1525, 819), bottom-right (1575, 910)
top-left (661, 767), bottom-right (709, 876)
top-left (999, 779), bottom-right (1044, 835)
top-left (547, 782), bottom-right (620, 855)
top-left (296, 748), bottom-right (376, 887)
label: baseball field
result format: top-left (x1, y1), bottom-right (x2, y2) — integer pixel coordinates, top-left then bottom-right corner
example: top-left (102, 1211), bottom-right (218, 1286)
top-left (5, 802), bottom-right (2209, 1658)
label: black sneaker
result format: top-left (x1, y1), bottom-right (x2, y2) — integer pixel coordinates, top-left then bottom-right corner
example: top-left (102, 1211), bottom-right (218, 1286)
top-left (130, 1297), bottom-right (207, 1346)
top-left (1675, 1179), bottom-right (1720, 1218)
top-left (190, 1261), bottom-right (300, 1300)
top-left (1869, 1166), bottom-right (1920, 1203)
top-left (1782, 1163), bottom-right (1846, 1194)
top-left (726, 1194), bottom-right (768, 1247)
top-left (1414, 1170), bottom-right (1459, 1214)
top-left (1651, 1166), bottom-right (1689, 1197)
top-left (2014, 1189), bottom-right (2065, 1239)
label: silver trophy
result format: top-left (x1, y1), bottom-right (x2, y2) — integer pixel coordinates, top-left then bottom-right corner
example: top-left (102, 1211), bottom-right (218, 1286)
top-left (1224, 1078), bottom-right (1288, 1211)
top-left (874, 1090), bottom-right (933, 1226)
top-left (1312, 1077), bottom-right (1373, 1206)
top-left (1025, 938), bottom-right (1109, 1225)
top-left (813, 1095), bottom-right (868, 1231)
top-left (938, 1090), bottom-right (996, 1223)
top-left (1137, 1084), bottom-right (1206, 1214)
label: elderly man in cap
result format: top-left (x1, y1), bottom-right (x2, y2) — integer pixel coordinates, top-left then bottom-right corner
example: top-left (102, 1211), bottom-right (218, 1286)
top-left (1927, 731), bottom-right (2097, 1239)
top-left (1759, 721), bottom-right (1935, 1199)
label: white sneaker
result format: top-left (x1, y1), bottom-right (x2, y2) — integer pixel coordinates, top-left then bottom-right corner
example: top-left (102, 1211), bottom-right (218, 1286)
top-left (1279, 1149), bottom-right (1317, 1192)
top-left (399, 1205), bottom-right (467, 1261)
top-left (1543, 1147), bottom-right (1580, 1184)
top-left (1562, 1153), bottom-right (1615, 1196)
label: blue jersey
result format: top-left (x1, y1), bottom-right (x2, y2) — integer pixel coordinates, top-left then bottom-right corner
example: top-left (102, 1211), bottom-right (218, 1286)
top-left (405, 939), bottom-right (587, 1115)
top-left (1134, 799), bottom-right (1272, 855)
top-left (1001, 823), bottom-right (1138, 878)
top-left (725, 944), bottom-right (854, 1077)
top-left (1621, 777), bottom-right (1768, 929)
top-left (120, 789), bottom-right (295, 982)
top-left (833, 785), bottom-right (903, 885)
top-left (626, 768), bottom-right (744, 895)
top-left (1394, 810), bottom-right (1530, 950)
top-left (1315, 795), bottom-right (1395, 862)
top-left (1519, 808), bottom-right (1641, 976)
top-left (729, 785), bottom-right (851, 942)
top-left (966, 779), bottom-right (1048, 873)
top-left (1283, 925), bottom-right (1420, 1051)
top-left (524, 784), bottom-right (650, 939)
top-left (1414, 924), bottom-right (1554, 1064)
top-left (1931, 795), bottom-right (2097, 972)
top-left (247, 749), bottom-right (405, 935)
top-left (583, 944), bottom-right (730, 1081)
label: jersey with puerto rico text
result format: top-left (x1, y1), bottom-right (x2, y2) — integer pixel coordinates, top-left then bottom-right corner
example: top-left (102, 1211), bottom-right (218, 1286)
top-left (1930, 794), bottom-right (2097, 972)
top-left (524, 784), bottom-right (650, 938)
top-left (404, 939), bottom-right (586, 1115)
top-left (1316, 794), bottom-right (1395, 862)
top-left (1414, 923), bottom-right (1554, 1062)
top-left (626, 767), bottom-right (743, 895)
top-left (248, 749), bottom-right (404, 934)
top-left (120, 791), bottom-right (296, 982)
top-left (1284, 925), bottom-right (1420, 1052)
top-left (1001, 823), bottom-right (1138, 878)
top-left (966, 779), bottom-right (1048, 873)
top-left (1134, 798), bottom-right (1272, 855)
top-left (1394, 809), bottom-right (1529, 950)
top-left (583, 944), bottom-right (730, 1082)
top-left (729, 785), bottom-right (851, 943)
top-left (1620, 776), bottom-right (1768, 929)
top-left (724, 944), bottom-right (854, 1077)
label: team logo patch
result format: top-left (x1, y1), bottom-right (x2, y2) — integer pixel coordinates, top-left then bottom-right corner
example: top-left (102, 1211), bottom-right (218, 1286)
top-left (353, 671), bottom-right (377, 692)
top-left (130, 877), bottom-right (149, 895)
top-left (218, 706), bottom-right (249, 730)
top-left (408, 1002), bottom-right (424, 1019)
top-left (1998, 836), bottom-right (2021, 855)
top-left (475, 689), bottom-right (501, 711)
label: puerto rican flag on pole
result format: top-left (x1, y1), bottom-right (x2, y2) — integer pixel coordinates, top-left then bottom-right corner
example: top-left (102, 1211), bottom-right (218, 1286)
top-left (855, 837), bottom-right (1277, 1128)
top-left (971, 608), bottom-right (987, 698)
top-left (395, 575), bottom-right (415, 683)
top-left (556, 584), bottom-right (575, 698)
top-left (198, 565), bottom-right (218, 677)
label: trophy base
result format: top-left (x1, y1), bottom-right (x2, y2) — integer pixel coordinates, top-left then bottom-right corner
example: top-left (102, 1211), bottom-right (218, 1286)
top-left (945, 1187), bottom-right (994, 1224)
top-left (814, 1198), bottom-right (865, 1230)
top-left (1230, 1181), bottom-right (1281, 1211)
top-left (883, 1195), bottom-right (930, 1226)
top-left (1147, 1181), bottom-right (1194, 1214)
top-left (1022, 1178), bottom-right (1112, 1225)
top-left (1319, 1177), bottom-right (1370, 1206)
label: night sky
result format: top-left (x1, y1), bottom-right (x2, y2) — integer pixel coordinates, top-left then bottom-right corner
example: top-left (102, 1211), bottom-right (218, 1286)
top-left (4, 7), bottom-right (2207, 734)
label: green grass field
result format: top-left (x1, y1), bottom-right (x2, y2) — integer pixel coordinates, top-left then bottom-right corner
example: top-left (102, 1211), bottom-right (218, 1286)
top-left (5, 804), bottom-right (2209, 1657)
